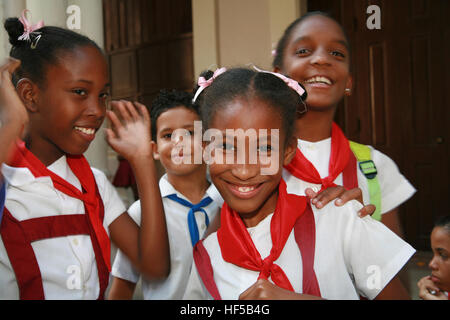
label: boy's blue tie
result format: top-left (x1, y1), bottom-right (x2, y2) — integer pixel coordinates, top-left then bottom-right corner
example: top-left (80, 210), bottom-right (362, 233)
top-left (166, 194), bottom-right (213, 246)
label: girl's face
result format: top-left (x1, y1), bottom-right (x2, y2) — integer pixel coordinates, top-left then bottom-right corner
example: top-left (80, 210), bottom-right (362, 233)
top-left (429, 226), bottom-right (450, 291)
top-left (278, 15), bottom-right (352, 110)
top-left (207, 97), bottom-right (296, 227)
top-left (153, 106), bottom-right (204, 176)
top-left (29, 45), bottom-right (109, 164)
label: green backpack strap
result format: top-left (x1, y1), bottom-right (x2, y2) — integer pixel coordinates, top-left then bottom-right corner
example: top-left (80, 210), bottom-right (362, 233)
top-left (348, 141), bottom-right (382, 221)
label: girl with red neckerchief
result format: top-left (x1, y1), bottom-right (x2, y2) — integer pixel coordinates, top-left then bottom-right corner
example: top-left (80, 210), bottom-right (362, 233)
top-left (273, 12), bottom-right (416, 237)
top-left (183, 67), bottom-right (415, 300)
top-left (0, 12), bottom-right (169, 299)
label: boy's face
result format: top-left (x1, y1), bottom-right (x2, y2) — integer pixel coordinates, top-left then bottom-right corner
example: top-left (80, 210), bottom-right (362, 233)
top-left (429, 226), bottom-right (450, 291)
top-left (153, 106), bottom-right (203, 176)
top-left (207, 97), bottom-right (296, 227)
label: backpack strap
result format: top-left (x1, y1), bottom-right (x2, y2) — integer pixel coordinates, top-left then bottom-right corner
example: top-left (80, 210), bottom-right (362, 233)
top-left (193, 240), bottom-right (222, 300)
top-left (349, 141), bottom-right (382, 221)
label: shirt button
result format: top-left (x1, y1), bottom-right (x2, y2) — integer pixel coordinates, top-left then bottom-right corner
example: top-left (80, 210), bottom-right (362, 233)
top-left (73, 238), bottom-right (79, 246)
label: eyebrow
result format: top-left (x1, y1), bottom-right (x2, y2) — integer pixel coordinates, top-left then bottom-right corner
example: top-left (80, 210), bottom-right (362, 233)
top-left (66, 80), bottom-right (111, 88)
top-left (159, 124), bottom-right (195, 133)
top-left (292, 36), bottom-right (349, 50)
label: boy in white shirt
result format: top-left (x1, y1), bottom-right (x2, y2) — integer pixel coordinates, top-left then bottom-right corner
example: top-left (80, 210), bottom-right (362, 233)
top-left (108, 90), bottom-right (223, 299)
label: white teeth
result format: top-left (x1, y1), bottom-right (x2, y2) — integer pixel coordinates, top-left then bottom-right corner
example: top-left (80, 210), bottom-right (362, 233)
top-left (305, 76), bottom-right (332, 85)
top-left (238, 186), bottom-right (256, 193)
top-left (75, 127), bottom-right (95, 135)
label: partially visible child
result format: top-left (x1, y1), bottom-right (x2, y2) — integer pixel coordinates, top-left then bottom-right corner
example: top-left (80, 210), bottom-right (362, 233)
top-left (0, 13), bottom-right (169, 299)
top-left (108, 89), bottom-right (223, 300)
top-left (272, 12), bottom-right (416, 236)
top-left (183, 67), bottom-right (415, 300)
top-left (0, 58), bottom-right (28, 221)
top-left (417, 215), bottom-right (450, 300)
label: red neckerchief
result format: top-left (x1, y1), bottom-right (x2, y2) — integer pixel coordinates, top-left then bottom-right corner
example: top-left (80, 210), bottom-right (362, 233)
top-left (8, 140), bottom-right (111, 271)
top-left (285, 122), bottom-right (351, 192)
top-left (217, 179), bottom-right (307, 292)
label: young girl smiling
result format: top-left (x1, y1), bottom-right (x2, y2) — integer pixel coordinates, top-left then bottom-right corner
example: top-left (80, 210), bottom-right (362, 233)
top-left (184, 67), bottom-right (415, 300)
top-left (0, 13), bottom-right (169, 299)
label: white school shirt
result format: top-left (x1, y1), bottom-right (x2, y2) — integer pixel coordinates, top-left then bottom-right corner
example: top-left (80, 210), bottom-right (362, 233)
top-left (111, 173), bottom-right (223, 300)
top-left (297, 138), bottom-right (416, 214)
top-left (0, 156), bottom-right (126, 300)
top-left (183, 169), bottom-right (416, 300)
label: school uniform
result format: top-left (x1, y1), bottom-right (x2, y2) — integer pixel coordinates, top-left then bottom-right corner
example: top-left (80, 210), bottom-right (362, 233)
top-left (111, 173), bottom-right (223, 300)
top-left (296, 137), bottom-right (416, 214)
top-left (0, 150), bottom-right (126, 299)
top-left (183, 169), bottom-right (416, 300)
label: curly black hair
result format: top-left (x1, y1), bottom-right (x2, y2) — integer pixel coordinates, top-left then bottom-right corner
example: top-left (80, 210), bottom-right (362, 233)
top-left (435, 215), bottom-right (450, 235)
top-left (150, 89), bottom-right (197, 141)
top-left (272, 11), bottom-right (351, 70)
top-left (199, 67), bottom-right (300, 144)
top-left (4, 16), bottom-right (102, 87)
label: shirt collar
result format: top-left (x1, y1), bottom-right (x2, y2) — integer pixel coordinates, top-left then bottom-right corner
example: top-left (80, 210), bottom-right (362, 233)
top-left (159, 173), bottom-right (223, 206)
top-left (1, 155), bottom-right (68, 187)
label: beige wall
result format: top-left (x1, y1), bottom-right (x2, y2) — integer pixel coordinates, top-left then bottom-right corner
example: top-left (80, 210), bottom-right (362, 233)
top-left (192, 0), bottom-right (307, 77)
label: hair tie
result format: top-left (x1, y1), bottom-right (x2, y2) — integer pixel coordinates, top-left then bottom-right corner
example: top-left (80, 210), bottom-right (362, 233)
top-left (252, 66), bottom-right (306, 99)
top-left (253, 66), bottom-right (308, 115)
top-left (193, 67), bottom-right (227, 103)
top-left (18, 10), bottom-right (44, 45)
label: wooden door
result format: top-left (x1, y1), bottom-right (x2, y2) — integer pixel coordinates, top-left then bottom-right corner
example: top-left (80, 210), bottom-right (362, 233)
top-left (308, 0), bottom-right (449, 250)
top-left (102, 0), bottom-right (194, 181)
top-left (103, 0), bottom-right (194, 106)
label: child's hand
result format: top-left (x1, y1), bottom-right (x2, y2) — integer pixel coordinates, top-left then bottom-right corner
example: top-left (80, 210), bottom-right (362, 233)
top-left (305, 186), bottom-right (376, 218)
top-left (0, 58), bottom-right (28, 127)
top-left (417, 276), bottom-right (447, 300)
top-left (238, 279), bottom-right (322, 300)
top-left (105, 100), bottom-right (152, 162)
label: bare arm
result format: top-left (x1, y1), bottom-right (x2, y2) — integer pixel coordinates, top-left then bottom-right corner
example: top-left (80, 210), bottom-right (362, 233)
top-left (107, 276), bottom-right (137, 300)
top-left (0, 58), bottom-right (28, 167)
top-left (374, 275), bottom-right (410, 300)
top-left (106, 101), bottom-right (170, 279)
top-left (381, 208), bottom-right (404, 238)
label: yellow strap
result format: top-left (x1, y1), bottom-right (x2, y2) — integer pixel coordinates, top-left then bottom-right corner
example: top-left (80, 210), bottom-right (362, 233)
top-left (349, 141), bottom-right (382, 221)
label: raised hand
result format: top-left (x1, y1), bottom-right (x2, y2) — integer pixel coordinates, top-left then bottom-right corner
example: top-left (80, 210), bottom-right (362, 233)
top-left (0, 58), bottom-right (28, 165)
top-left (105, 100), bottom-right (152, 162)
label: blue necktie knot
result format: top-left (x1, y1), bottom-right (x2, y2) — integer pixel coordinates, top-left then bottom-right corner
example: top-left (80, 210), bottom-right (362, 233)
top-left (167, 194), bottom-right (213, 246)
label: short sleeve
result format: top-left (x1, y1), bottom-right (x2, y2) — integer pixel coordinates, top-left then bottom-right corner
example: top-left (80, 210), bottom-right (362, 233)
top-left (111, 248), bottom-right (140, 284)
top-left (369, 148), bottom-right (416, 214)
top-left (92, 168), bottom-right (127, 227)
top-left (111, 200), bottom-right (142, 283)
top-left (342, 202), bottom-right (416, 299)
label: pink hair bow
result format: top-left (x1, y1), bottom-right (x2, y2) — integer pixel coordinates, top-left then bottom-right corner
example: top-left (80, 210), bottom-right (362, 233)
top-left (18, 10), bottom-right (44, 42)
top-left (253, 66), bottom-right (306, 98)
top-left (193, 67), bottom-right (227, 102)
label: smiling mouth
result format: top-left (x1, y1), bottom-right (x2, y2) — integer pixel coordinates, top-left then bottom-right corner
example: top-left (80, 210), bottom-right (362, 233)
top-left (226, 182), bottom-right (264, 199)
top-left (304, 76), bottom-right (333, 85)
top-left (74, 126), bottom-right (96, 135)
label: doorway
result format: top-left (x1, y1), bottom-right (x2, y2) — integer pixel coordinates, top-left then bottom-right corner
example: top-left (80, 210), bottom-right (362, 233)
top-left (307, 0), bottom-right (450, 250)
